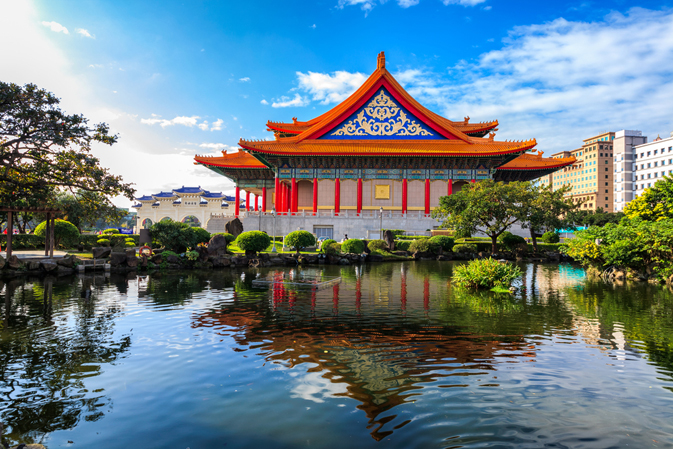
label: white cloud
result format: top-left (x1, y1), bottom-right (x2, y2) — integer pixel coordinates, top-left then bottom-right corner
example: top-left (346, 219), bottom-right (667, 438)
top-left (296, 70), bottom-right (367, 104)
top-left (271, 93), bottom-right (310, 108)
top-left (41, 21), bottom-right (69, 34)
top-left (260, 99), bottom-right (269, 105)
top-left (442, 0), bottom-right (486, 5)
top-left (211, 119), bottom-right (224, 131)
top-left (310, 24), bottom-right (317, 29)
top-left (397, 0), bottom-right (420, 7)
top-left (239, 77), bottom-right (250, 82)
top-left (195, 143), bottom-right (238, 152)
top-left (336, 0), bottom-right (377, 15)
top-left (198, 121), bottom-right (209, 131)
top-left (88, 63), bottom-right (103, 68)
top-left (338, 0), bottom-right (482, 14)
top-left (141, 115), bottom-right (202, 128)
top-left (76, 28), bottom-right (94, 38)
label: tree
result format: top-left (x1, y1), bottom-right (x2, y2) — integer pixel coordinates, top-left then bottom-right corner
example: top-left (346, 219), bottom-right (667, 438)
top-left (283, 231), bottom-right (316, 255)
top-left (34, 219), bottom-right (80, 247)
top-left (520, 184), bottom-right (578, 252)
top-left (235, 231), bottom-right (271, 256)
top-left (54, 190), bottom-right (127, 232)
top-left (624, 175), bottom-right (673, 221)
top-left (433, 179), bottom-right (532, 254)
top-left (149, 219), bottom-right (210, 253)
top-left (0, 82), bottom-right (135, 210)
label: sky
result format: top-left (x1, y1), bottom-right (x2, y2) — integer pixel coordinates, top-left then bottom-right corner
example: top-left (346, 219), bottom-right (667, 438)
top-left (2, 0), bottom-right (673, 208)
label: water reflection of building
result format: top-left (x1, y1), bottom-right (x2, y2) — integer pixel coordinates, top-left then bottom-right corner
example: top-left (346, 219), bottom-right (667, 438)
top-left (192, 266), bottom-right (534, 440)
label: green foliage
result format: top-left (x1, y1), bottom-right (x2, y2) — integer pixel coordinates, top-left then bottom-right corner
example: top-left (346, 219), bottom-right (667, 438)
top-left (320, 239), bottom-right (337, 251)
top-left (563, 218), bottom-right (673, 281)
top-left (452, 258), bottom-right (523, 289)
top-left (498, 231), bottom-right (526, 251)
top-left (566, 208), bottom-right (625, 228)
top-left (235, 231), bottom-right (272, 254)
top-left (532, 243), bottom-right (562, 252)
top-left (96, 238), bottom-right (110, 247)
top-left (213, 232), bottom-right (236, 243)
top-left (368, 239), bottom-right (389, 252)
top-left (408, 238), bottom-right (439, 254)
top-left (341, 239), bottom-right (365, 254)
top-left (0, 234), bottom-right (43, 250)
top-left (185, 250), bottom-right (199, 261)
top-left (149, 219), bottom-right (210, 253)
top-left (429, 235), bottom-right (454, 251)
top-left (284, 231), bottom-right (316, 252)
top-left (433, 179), bottom-right (532, 253)
top-left (454, 239), bottom-right (492, 252)
top-left (541, 231), bottom-right (560, 243)
top-left (323, 242), bottom-right (342, 255)
top-left (0, 81), bottom-right (135, 204)
top-left (453, 243), bottom-right (478, 254)
top-left (34, 219), bottom-right (80, 247)
top-left (519, 184), bottom-right (578, 242)
top-left (399, 235), bottom-right (430, 240)
top-left (624, 175), bottom-right (673, 221)
top-left (394, 240), bottom-right (412, 251)
top-left (56, 191), bottom-right (126, 232)
top-left (102, 228), bottom-right (118, 235)
top-left (382, 229), bottom-right (406, 237)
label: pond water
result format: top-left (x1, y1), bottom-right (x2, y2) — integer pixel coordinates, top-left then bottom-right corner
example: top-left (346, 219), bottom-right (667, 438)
top-left (1, 262), bottom-right (673, 448)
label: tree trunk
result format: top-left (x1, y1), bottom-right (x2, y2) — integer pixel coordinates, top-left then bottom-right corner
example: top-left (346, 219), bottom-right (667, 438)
top-left (491, 234), bottom-right (498, 255)
top-left (530, 228), bottom-right (538, 253)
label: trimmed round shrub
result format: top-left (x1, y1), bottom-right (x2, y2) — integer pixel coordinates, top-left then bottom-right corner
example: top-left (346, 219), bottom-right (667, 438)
top-left (368, 239), bottom-right (388, 252)
top-left (284, 230), bottom-right (316, 253)
top-left (96, 238), bottom-right (110, 247)
top-left (191, 227), bottom-right (211, 245)
top-left (453, 243), bottom-right (478, 254)
top-left (149, 220), bottom-right (210, 253)
top-left (35, 219), bottom-right (80, 248)
top-left (408, 238), bottom-right (439, 254)
top-left (429, 235), bottom-right (454, 252)
top-left (323, 242), bottom-right (341, 255)
top-left (541, 231), bottom-right (560, 243)
top-left (341, 239), bottom-right (365, 254)
top-left (320, 239), bottom-right (337, 251)
top-left (214, 232), bottom-right (236, 243)
top-left (235, 231), bottom-right (272, 254)
top-left (452, 257), bottom-right (523, 289)
top-left (498, 231), bottom-right (526, 250)
top-left (394, 240), bottom-right (412, 252)
top-left (102, 228), bottom-right (118, 235)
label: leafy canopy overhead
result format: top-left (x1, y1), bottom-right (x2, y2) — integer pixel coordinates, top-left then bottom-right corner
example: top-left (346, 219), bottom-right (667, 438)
top-left (0, 82), bottom-right (134, 202)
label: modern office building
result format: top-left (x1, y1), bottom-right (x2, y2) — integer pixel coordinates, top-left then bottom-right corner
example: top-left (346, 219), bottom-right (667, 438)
top-left (632, 132), bottom-right (673, 199)
top-left (613, 130), bottom-right (647, 211)
top-left (547, 132), bottom-right (615, 211)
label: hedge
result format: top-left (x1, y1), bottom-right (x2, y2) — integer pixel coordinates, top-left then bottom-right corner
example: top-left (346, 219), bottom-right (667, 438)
top-left (454, 243), bottom-right (478, 253)
top-left (394, 240), bottom-right (412, 251)
top-left (0, 234), bottom-right (140, 250)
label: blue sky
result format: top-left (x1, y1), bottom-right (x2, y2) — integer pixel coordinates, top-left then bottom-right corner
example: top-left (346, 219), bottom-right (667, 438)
top-left (2, 0), bottom-right (673, 206)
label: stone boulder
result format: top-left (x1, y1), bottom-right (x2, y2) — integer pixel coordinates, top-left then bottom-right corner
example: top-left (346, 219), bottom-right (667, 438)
top-left (207, 234), bottom-right (229, 256)
top-left (109, 252), bottom-right (127, 267)
top-left (392, 251), bottom-right (408, 257)
top-left (151, 253), bottom-right (163, 264)
top-left (225, 218), bottom-right (244, 237)
top-left (384, 230), bottom-right (396, 251)
top-left (125, 248), bottom-right (136, 258)
top-left (56, 255), bottom-right (76, 268)
top-left (212, 256), bottom-right (232, 268)
top-left (126, 256), bottom-right (138, 268)
top-left (8, 255), bottom-right (22, 269)
top-left (40, 260), bottom-right (58, 272)
top-left (27, 261), bottom-right (41, 271)
top-left (92, 247), bottom-right (112, 259)
top-left (339, 258), bottom-right (351, 265)
top-left (166, 254), bottom-right (181, 264)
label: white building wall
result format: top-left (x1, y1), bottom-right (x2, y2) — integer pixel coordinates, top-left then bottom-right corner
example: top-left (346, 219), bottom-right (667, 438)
top-left (632, 133), bottom-right (673, 201)
top-left (613, 130), bottom-right (647, 212)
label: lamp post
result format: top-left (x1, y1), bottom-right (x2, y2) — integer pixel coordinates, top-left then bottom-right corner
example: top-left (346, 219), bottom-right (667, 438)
top-left (271, 207), bottom-right (277, 253)
top-left (379, 206), bottom-right (383, 240)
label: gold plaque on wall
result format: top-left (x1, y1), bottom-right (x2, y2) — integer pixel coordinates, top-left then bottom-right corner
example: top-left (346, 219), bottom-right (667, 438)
top-left (375, 185), bottom-right (390, 199)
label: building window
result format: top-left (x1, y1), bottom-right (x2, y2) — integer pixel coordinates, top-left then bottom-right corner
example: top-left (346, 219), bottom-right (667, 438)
top-left (655, 161), bottom-right (659, 167)
top-left (655, 150), bottom-right (659, 155)
top-left (313, 226), bottom-right (334, 240)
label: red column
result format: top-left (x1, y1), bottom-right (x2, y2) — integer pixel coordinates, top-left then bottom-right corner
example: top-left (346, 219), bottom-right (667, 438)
top-left (357, 178), bottom-right (363, 215)
top-left (402, 178), bottom-right (408, 214)
top-left (255, 194), bottom-right (259, 211)
top-left (245, 190), bottom-right (250, 211)
top-left (291, 177), bottom-right (298, 214)
top-left (312, 178), bottom-right (318, 215)
top-left (262, 187), bottom-right (267, 212)
top-left (279, 182), bottom-right (285, 215)
top-left (424, 178), bottom-right (430, 215)
top-left (285, 183), bottom-right (291, 214)
top-left (448, 179), bottom-right (453, 195)
top-left (470, 179), bottom-right (476, 183)
top-left (334, 178), bottom-right (341, 215)
top-left (235, 185), bottom-right (240, 217)
top-left (274, 176), bottom-right (280, 212)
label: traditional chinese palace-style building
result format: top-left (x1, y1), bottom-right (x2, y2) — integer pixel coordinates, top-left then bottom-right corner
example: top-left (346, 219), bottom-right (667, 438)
top-left (191, 53), bottom-right (575, 238)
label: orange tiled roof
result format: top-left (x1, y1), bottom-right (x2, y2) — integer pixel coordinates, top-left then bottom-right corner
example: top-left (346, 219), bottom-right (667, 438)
top-left (497, 152), bottom-right (576, 170)
top-left (194, 150), bottom-right (267, 168)
top-left (239, 137), bottom-right (537, 157)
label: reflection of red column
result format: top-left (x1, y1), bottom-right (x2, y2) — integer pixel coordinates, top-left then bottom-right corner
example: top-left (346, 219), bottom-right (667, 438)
top-left (356, 278), bottom-right (362, 311)
top-left (312, 178), bottom-right (318, 216)
top-left (423, 277), bottom-right (430, 311)
top-left (291, 177), bottom-right (298, 214)
top-left (274, 177), bottom-right (280, 212)
top-left (246, 190), bottom-right (250, 211)
top-left (447, 179), bottom-right (453, 196)
top-left (424, 179), bottom-right (430, 215)
top-left (357, 178), bottom-right (363, 215)
top-left (333, 283), bottom-right (339, 311)
top-left (334, 178), bottom-right (341, 215)
top-left (311, 290), bottom-right (317, 313)
top-left (401, 271), bottom-right (407, 311)
top-left (402, 178), bottom-right (408, 214)
top-left (235, 185), bottom-right (240, 217)
top-left (262, 187), bottom-right (267, 212)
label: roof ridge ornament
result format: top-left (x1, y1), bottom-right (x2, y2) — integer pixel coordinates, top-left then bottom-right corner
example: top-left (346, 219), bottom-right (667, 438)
top-left (377, 51), bottom-right (386, 70)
